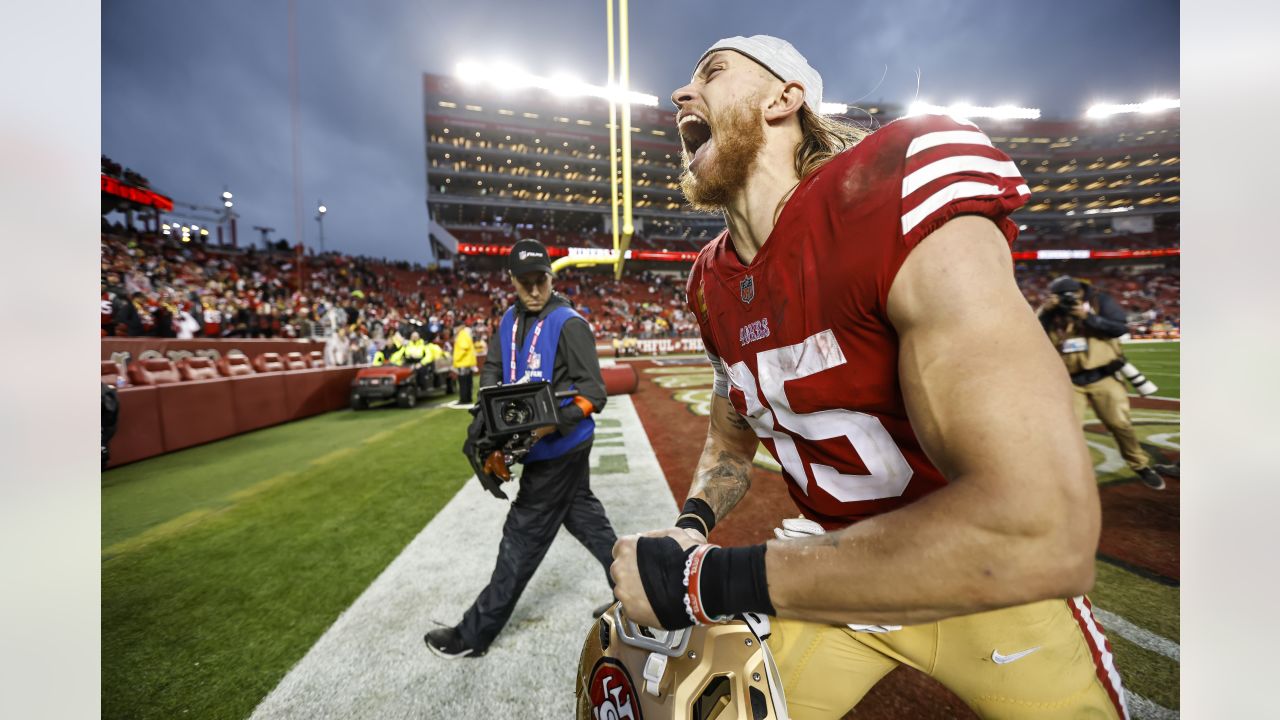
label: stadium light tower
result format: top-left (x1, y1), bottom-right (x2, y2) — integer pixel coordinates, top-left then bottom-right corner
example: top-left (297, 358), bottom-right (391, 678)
top-left (220, 187), bottom-right (238, 247)
top-left (315, 200), bottom-right (327, 253)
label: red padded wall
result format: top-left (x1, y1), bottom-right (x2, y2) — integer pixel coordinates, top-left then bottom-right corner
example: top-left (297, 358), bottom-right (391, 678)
top-left (156, 379), bottom-right (238, 452)
top-left (108, 387), bottom-right (165, 467)
top-left (229, 373), bottom-right (291, 434)
top-left (602, 364), bottom-right (638, 395)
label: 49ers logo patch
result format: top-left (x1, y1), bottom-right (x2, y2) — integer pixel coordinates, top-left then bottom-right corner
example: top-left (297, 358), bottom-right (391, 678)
top-left (588, 657), bottom-right (642, 719)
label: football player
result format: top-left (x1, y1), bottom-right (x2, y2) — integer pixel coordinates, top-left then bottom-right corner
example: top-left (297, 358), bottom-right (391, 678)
top-left (608, 35), bottom-right (1128, 718)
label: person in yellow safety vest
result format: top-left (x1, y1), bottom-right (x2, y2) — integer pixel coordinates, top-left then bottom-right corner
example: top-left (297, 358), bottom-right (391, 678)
top-left (374, 331), bottom-right (405, 365)
top-left (390, 331), bottom-right (429, 366)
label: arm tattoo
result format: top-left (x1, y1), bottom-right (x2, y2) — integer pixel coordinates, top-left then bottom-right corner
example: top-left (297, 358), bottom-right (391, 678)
top-left (725, 410), bottom-right (752, 431)
top-left (691, 449), bottom-right (752, 521)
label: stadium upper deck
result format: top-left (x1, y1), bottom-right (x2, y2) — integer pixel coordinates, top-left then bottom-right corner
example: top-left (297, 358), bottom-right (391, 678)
top-left (424, 71), bottom-right (1179, 260)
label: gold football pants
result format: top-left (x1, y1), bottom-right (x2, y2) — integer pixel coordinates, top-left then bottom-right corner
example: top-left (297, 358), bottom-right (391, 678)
top-left (1072, 376), bottom-right (1151, 472)
top-left (767, 596), bottom-right (1127, 719)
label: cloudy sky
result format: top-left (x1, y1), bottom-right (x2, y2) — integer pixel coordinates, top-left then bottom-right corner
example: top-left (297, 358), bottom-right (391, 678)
top-left (103, 0), bottom-right (1178, 263)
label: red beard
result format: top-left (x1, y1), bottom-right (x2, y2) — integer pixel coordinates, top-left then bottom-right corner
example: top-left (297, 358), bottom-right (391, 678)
top-left (679, 96), bottom-right (767, 211)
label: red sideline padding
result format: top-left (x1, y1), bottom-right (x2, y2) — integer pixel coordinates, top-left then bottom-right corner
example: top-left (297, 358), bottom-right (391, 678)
top-left (602, 364), bottom-right (638, 395)
top-left (229, 372), bottom-right (290, 434)
top-left (109, 387), bottom-right (164, 466)
top-left (157, 378), bottom-right (238, 452)
top-left (106, 366), bottom-right (363, 468)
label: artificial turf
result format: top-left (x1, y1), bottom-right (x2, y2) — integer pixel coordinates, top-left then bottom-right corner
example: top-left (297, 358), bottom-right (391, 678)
top-left (101, 403), bottom-right (473, 720)
top-left (1122, 341), bottom-right (1180, 398)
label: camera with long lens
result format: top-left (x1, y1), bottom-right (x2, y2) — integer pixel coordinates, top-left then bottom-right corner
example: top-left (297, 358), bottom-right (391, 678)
top-left (466, 381), bottom-right (565, 499)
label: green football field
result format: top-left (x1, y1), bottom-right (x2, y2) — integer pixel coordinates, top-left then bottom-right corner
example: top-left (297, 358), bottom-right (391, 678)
top-left (102, 342), bottom-right (1181, 719)
top-left (1121, 340), bottom-right (1179, 399)
top-left (102, 401), bottom-right (475, 720)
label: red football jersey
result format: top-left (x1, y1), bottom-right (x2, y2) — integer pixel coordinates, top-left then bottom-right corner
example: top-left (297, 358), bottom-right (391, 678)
top-left (688, 114), bottom-right (1029, 529)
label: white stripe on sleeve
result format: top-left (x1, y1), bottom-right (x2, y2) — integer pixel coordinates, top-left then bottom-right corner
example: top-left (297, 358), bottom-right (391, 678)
top-left (900, 181), bottom-right (1005, 235)
top-left (901, 155), bottom-right (1024, 197)
top-left (905, 130), bottom-right (993, 158)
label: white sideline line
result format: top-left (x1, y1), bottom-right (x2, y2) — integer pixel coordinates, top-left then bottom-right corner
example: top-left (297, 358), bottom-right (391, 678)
top-left (1127, 690), bottom-right (1180, 719)
top-left (248, 395), bottom-right (677, 719)
top-left (1094, 607), bottom-right (1180, 663)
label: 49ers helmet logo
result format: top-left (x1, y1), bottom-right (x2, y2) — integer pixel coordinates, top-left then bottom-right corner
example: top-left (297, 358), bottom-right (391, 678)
top-left (588, 658), bottom-right (643, 720)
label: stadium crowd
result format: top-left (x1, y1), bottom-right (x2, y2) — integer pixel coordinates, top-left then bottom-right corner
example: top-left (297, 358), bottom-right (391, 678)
top-left (101, 230), bottom-right (1179, 361)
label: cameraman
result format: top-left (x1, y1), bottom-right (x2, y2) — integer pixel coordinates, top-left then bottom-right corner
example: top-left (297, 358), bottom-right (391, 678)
top-left (425, 239), bottom-right (617, 658)
top-left (1039, 275), bottom-right (1175, 490)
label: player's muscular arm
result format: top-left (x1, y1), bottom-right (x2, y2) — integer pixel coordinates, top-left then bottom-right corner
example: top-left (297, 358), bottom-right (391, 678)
top-left (765, 216), bottom-right (1100, 625)
top-left (688, 393), bottom-right (759, 520)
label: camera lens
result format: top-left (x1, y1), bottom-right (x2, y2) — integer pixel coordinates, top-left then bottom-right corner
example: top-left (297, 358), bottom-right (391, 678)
top-left (501, 399), bottom-right (532, 426)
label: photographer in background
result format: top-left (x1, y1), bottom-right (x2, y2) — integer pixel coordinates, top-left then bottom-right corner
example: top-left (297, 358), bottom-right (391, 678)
top-left (425, 239), bottom-right (617, 659)
top-left (1039, 275), bottom-right (1177, 490)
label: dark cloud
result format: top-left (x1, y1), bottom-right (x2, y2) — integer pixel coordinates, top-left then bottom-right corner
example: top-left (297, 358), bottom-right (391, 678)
top-left (104, 0), bottom-right (1177, 262)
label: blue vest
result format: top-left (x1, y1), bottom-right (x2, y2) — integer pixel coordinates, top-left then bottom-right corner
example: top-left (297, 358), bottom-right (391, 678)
top-left (499, 305), bottom-right (595, 463)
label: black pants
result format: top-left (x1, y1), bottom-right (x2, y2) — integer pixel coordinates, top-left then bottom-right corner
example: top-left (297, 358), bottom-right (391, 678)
top-left (457, 369), bottom-right (473, 404)
top-left (457, 442), bottom-right (616, 651)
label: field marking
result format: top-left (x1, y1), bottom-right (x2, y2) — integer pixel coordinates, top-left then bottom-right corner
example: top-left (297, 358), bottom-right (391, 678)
top-left (102, 507), bottom-right (223, 559)
top-left (1126, 690), bottom-right (1179, 719)
top-left (1094, 607), bottom-right (1180, 663)
top-left (103, 409), bottom-right (443, 560)
top-left (248, 394), bottom-right (677, 720)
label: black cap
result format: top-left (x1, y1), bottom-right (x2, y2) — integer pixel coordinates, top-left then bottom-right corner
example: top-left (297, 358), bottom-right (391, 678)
top-left (1049, 276), bottom-right (1083, 294)
top-left (508, 239), bottom-right (552, 276)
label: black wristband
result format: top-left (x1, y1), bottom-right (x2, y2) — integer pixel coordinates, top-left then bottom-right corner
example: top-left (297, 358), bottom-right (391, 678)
top-left (698, 544), bottom-right (777, 620)
top-left (635, 536), bottom-right (696, 630)
top-left (675, 497), bottom-right (716, 537)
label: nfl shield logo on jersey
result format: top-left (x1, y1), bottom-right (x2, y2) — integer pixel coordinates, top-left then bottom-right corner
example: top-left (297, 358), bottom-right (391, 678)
top-left (740, 275), bottom-right (755, 304)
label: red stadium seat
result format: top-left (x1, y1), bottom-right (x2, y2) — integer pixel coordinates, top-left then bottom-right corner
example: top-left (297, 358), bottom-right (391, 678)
top-left (308, 350), bottom-right (325, 368)
top-left (127, 357), bottom-right (181, 386)
top-left (101, 360), bottom-right (124, 387)
top-left (253, 352), bottom-right (286, 373)
top-left (178, 356), bottom-right (220, 381)
top-left (217, 354), bottom-right (255, 377)
top-left (284, 352), bottom-right (309, 370)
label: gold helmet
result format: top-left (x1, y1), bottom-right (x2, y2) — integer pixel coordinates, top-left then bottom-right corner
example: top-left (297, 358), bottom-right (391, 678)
top-left (576, 603), bottom-right (789, 720)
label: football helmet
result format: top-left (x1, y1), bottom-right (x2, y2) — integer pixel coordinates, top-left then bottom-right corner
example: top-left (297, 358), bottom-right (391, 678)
top-left (576, 603), bottom-right (788, 720)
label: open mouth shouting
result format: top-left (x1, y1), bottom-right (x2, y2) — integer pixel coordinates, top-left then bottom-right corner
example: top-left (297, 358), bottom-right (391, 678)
top-left (678, 111), bottom-right (713, 171)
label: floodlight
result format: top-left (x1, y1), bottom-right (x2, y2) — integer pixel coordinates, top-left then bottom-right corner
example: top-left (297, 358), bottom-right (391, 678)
top-left (452, 58), bottom-right (657, 107)
top-left (224, 201), bottom-right (233, 208)
top-left (222, 191), bottom-right (232, 199)
top-left (1086, 98), bottom-right (1179, 119)
top-left (318, 205), bottom-right (327, 214)
top-left (547, 73), bottom-right (586, 97)
top-left (455, 61), bottom-right (486, 84)
top-left (909, 100), bottom-right (1040, 120)
top-left (200, 229), bottom-right (209, 236)
top-left (819, 102), bottom-right (848, 115)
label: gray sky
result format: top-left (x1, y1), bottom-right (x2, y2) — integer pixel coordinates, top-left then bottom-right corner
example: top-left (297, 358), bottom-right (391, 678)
top-left (103, 0), bottom-right (1178, 263)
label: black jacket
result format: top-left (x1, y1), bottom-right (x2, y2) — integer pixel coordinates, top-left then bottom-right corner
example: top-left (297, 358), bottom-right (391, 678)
top-left (480, 292), bottom-right (606, 436)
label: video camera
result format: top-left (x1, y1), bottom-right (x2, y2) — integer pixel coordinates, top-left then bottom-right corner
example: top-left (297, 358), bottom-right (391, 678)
top-left (464, 381), bottom-right (574, 499)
